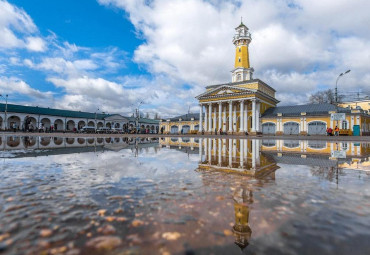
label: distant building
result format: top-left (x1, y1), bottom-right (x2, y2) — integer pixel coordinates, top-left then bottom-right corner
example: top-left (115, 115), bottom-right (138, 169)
top-left (0, 103), bottom-right (159, 132)
top-left (339, 99), bottom-right (370, 112)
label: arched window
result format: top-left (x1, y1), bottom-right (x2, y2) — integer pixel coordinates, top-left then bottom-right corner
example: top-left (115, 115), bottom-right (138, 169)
top-left (236, 74), bottom-right (242, 81)
top-left (238, 57), bottom-right (241, 62)
top-left (238, 47), bottom-right (241, 52)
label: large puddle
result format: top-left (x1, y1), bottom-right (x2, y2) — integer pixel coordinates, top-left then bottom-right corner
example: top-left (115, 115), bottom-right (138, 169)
top-left (0, 136), bottom-right (369, 255)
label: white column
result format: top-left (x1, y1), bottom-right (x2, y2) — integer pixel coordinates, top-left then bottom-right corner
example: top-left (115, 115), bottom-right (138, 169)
top-left (223, 106), bottom-right (226, 131)
top-left (240, 140), bottom-right (244, 168)
top-left (213, 138), bottom-right (216, 157)
top-left (213, 108), bottom-right (216, 132)
top-left (199, 138), bottom-right (203, 162)
top-left (251, 100), bottom-right (256, 132)
top-left (256, 101), bottom-right (260, 132)
top-left (199, 104), bottom-right (203, 132)
top-left (222, 139), bottom-right (226, 157)
top-left (228, 139), bottom-right (232, 167)
top-left (233, 104), bottom-right (237, 131)
top-left (218, 139), bottom-right (222, 165)
top-left (233, 139), bottom-right (237, 158)
top-left (218, 102), bottom-right (222, 132)
top-left (208, 103), bottom-right (212, 132)
top-left (245, 102), bottom-right (248, 132)
top-left (228, 101), bottom-right (232, 132)
top-left (252, 139), bottom-right (256, 169)
top-left (204, 105), bottom-right (208, 132)
top-left (240, 100), bottom-right (244, 132)
top-left (208, 138), bottom-right (211, 163)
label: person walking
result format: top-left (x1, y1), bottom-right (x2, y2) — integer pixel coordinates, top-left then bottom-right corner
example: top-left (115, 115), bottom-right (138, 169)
top-left (334, 126), bottom-right (339, 136)
top-left (215, 128), bottom-right (217, 135)
top-left (219, 128), bottom-right (222, 135)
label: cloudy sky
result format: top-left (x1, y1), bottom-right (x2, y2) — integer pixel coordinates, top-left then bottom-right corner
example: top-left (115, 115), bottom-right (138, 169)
top-left (0, 0), bottom-right (369, 118)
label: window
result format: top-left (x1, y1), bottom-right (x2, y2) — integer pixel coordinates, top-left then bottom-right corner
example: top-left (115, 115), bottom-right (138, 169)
top-left (236, 74), bottom-right (242, 81)
top-left (239, 47), bottom-right (241, 52)
top-left (238, 57), bottom-right (241, 62)
top-left (342, 120), bottom-right (348, 129)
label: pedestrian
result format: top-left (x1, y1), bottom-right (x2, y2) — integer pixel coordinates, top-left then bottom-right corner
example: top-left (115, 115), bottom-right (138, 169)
top-left (335, 126), bottom-right (339, 136)
top-left (51, 125), bottom-right (54, 132)
top-left (161, 126), bottom-right (164, 134)
top-left (181, 128), bottom-right (183, 135)
top-left (215, 128), bottom-right (217, 135)
top-left (219, 128), bottom-right (222, 135)
top-left (326, 127), bottom-right (330, 136)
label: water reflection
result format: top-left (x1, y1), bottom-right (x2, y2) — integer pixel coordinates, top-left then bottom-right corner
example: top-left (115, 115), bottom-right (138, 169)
top-left (0, 136), bottom-right (369, 254)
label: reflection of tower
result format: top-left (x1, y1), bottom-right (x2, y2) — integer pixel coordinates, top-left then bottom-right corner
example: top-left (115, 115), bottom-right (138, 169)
top-left (232, 187), bottom-right (253, 250)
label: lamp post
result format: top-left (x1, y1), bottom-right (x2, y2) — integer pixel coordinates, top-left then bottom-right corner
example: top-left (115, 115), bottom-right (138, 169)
top-left (335, 69), bottom-right (351, 105)
top-left (0, 94), bottom-right (8, 130)
top-left (135, 101), bottom-right (144, 134)
top-left (95, 108), bottom-right (99, 131)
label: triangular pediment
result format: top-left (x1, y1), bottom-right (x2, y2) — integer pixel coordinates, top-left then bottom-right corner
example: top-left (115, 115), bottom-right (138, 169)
top-left (196, 85), bottom-right (254, 99)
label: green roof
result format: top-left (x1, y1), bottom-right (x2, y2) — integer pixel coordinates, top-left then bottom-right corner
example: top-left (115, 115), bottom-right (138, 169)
top-left (127, 117), bottom-right (159, 124)
top-left (0, 103), bottom-right (109, 119)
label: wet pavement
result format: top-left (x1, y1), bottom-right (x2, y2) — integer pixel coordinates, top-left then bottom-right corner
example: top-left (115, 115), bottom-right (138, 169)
top-left (0, 136), bottom-right (369, 255)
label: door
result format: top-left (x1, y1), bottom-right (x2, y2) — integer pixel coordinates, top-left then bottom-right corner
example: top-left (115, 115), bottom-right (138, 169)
top-left (353, 125), bottom-right (360, 136)
top-left (262, 123), bottom-right (276, 135)
top-left (308, 121), bottom-right (326, 135)
top-left (283, 122), bottom-right (299, 135)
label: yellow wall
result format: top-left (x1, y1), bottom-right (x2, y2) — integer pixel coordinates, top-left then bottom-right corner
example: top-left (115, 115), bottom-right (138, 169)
top-left (234, 45), bottom-right (250, 69)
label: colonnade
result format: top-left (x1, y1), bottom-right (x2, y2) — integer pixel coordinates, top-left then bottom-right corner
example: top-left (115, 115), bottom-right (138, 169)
top-left (198, 138), bottom-right (261, 170)
top-left (199, 99), bottom-right (261, 133)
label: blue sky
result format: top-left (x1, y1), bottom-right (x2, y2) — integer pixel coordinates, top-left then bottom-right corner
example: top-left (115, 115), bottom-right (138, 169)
top-left (0, 0), bottom-right (369, 117)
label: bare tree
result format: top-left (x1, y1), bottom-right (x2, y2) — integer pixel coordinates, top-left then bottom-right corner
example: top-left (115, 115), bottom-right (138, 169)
top-left (309, 89), bottom-right (343, 104)
top-left (154, 112), bottom-right (160, 119)
top-left (145, 112), bottom-right (150, 119)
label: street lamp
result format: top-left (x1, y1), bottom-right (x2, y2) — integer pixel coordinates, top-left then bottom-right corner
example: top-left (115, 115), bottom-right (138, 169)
top-left (95, 108), bottom-right (99, 131)
top-left (0, 94), bottom-right (8, 130)
top-left (135, 101), bottom-right (144, 134)
top-left (335, 69), bottom-right (351, 104)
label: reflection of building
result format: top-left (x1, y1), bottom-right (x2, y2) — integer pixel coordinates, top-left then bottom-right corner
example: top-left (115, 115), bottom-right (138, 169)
top-left (198, 138), bottom-right (279, 177)
top-left (0, 103), bottom-right (159, 132)
top-left (0, 135), bottom-right (159, 155)
top-left (232, 186), bottom-right (253, 250)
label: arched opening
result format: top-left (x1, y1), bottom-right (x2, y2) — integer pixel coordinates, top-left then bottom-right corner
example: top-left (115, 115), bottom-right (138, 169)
top-left (283, 122), bottom-right (299, 135)
top-left (170, 125), bottom-right (178, 134)
top-left (54, 137), bottom-right (63, 145)
top-left (262, 139), bottom-right (276, 147)
top-left (262, 122), bottom-right (276, 135)
top-left (40, 137), bottom-right (51, 146)
top-left (151, 125), bottom-right (155, 134)
top-left (23, 136), bottom-right (36, 147)
top-left (24, 116), bottom-right (37, 131)
top-left (66, 138), bottom-right (75, 144)
top-left (283, 140), bottom-right (300, 148)
top-left (7, 136), bottom-right (20, 147)
top-left (308, 140), bottom-right (327, 149)
top-left (54, 119), bottom-right (64, 131)
top-left (182, 125), bottom-right (190, 134)
top-left (105, 138), bottom-right (112, 143)
top-left (7, 116), bottom-right (21, 130)
top-left (40, 118), bottom-right (51, 131)
top-left (78, 121), bottom-right (86, 130)
top-left (194, 125), bottom-right (199, 131)
top-left (97, 122), bottom-right (104, 129)
top-left (106, 122), bottom-right (111, 129)
top-left (114, 123), bottom-right (120, 128)
top-left (87, 138), bottom-right (94, 144)
top-left (97, 138), bottom-right (103, 144)
top-left (78, 138), bottom-right (85, 144)
top-left (66, 120), bottom-right (76, 131)
top-left (0, 116), bottom-right (3, 129)
top-left (114, 138), bottom-right (120, 143)
top-left (308, 121), bottom-right (326, 135)
top-left (88, 121), bottom-right (95, 127)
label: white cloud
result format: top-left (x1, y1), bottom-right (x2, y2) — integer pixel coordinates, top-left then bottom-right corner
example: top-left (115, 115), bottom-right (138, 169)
top-left (98, 0), bottom-right (370, 111)
top-left (25, 36), bottom-right (46, 52)
top-left (0, 76), bottom-right (53, 99)
top-left (0, 1), bottom-right (46, 52)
